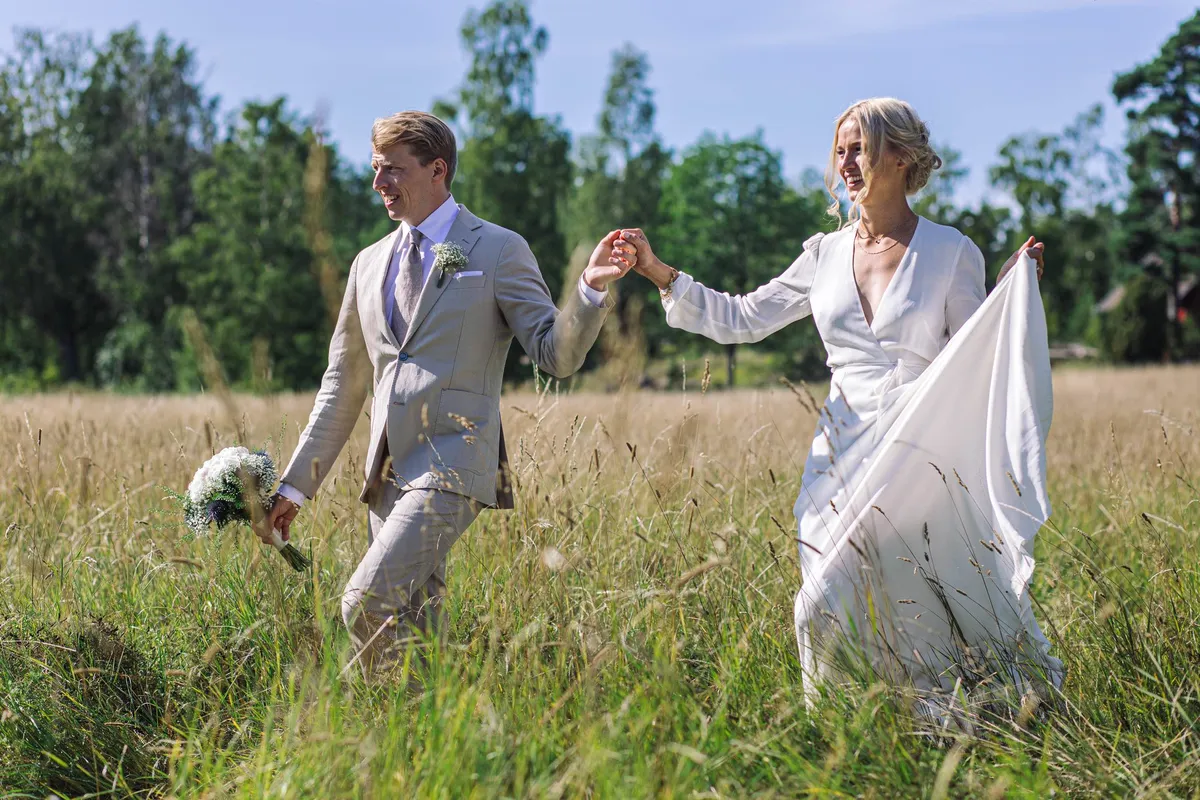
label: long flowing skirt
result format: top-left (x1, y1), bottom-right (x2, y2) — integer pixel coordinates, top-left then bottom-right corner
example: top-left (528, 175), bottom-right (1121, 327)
top-left (793, 255), bottom-right (1063, 721)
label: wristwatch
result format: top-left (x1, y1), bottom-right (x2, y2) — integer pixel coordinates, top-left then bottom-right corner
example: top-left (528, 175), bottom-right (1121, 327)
top-left (659, 267), bottom-right (681, 300)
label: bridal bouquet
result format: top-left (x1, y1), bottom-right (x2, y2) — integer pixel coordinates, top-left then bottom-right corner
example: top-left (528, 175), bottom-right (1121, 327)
top-left (176, 446), bottom-right (310, 571)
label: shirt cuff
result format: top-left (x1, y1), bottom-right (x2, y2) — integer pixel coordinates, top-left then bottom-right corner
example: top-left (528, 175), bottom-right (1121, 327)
top-left (660, 271), bottom-right (693, 313)
top-left (277, 482), bottom-right (307, 507)
top-left (578, 276), bottom-right (608, 307)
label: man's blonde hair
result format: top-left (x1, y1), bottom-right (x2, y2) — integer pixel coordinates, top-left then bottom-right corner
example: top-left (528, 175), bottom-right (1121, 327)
top-left (371, 111), bottom-right (458, 190)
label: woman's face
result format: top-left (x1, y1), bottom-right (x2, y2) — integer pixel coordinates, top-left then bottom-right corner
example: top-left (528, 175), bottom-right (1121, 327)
top-left (836, 117), bottom-right (906, 205)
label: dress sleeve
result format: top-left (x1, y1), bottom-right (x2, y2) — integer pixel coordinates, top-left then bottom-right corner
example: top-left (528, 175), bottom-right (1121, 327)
top-left (946, 236), bottom-right (987, 337)
top-left (661, 233), bottom-right (823, 345)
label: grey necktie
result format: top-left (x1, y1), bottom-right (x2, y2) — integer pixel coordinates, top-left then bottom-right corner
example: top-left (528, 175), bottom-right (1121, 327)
top-left (391, 228), bottom-right (425, 344)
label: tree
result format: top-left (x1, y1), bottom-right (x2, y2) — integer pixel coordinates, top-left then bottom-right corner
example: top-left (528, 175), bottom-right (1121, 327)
top-left (0, 26), bottom-right (219, 387)
top-left (656, 131), bottom-right (826, 385)
top-left (1099, 272), bottom-right (1170, 363)
top-left (910, 143), bottom-right (1018, 290)
top-left (989, 106), bottom-right (1124, 343)
top-left (0, 30), bottom-right (112, 383)
top-left (567, 44), bottom-right (671, 364)
top-left (595, 44), bottom-right (671, 234)
top-left (569, 44), bottom-right (668, 245)
top-left (169, 100), bottom-right (368, 390)
top-left (1113, 10), bottom-right (1200, 359)
top-left (912, 142), bottom-right (970, 222)
top-left (74, 27), bottom-right (218, 383)
top-left (436, 0), bottom-right (572, 321)
top-left (0, 25), bottom-right (386, 390)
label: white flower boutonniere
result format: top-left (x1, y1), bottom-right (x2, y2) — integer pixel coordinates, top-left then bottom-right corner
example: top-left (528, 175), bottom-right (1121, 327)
top-left (433, 242), bottom-right (470, 287)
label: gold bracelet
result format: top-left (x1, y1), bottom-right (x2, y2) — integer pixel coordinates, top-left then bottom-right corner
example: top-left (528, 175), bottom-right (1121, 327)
top-left (659, 267), bottom-right (681, 299)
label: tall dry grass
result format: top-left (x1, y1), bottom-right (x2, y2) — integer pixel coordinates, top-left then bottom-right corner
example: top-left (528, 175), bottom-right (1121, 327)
top-left (2, 366), bottom-right (1199, 797)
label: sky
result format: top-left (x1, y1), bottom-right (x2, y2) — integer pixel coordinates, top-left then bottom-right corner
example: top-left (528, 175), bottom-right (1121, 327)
top-left (2, 0), bottom-right (1195, 205)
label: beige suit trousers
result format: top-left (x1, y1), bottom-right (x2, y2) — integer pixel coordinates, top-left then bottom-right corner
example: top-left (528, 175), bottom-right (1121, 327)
top-left (341, 477), bottom-right (480, 679)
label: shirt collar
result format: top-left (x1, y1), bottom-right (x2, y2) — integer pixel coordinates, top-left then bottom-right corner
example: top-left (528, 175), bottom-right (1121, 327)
top-left (402, 194), bottom-right (459, 246)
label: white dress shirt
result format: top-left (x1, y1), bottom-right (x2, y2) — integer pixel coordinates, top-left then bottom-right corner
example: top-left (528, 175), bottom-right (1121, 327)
top-left (278, 194), bottom-right (607, 507)
top-left (383, 194), bottom-right (460, 328)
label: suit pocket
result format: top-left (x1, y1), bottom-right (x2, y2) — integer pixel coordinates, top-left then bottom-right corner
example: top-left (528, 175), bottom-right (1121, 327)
top-left (448, 272), bottom-right (487, 290)
top-left (431, 389), bottom-right (497, 483)
top-left (434, 388), bottom-right (495, 437)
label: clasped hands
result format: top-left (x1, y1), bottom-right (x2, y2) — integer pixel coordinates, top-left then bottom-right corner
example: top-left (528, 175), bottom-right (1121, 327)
top-left (612, 229), bottom-right (1045, 287)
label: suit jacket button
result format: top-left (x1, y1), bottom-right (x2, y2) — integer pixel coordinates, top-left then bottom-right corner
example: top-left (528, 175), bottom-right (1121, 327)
top-left (398, 352), bottom-right (410, 362)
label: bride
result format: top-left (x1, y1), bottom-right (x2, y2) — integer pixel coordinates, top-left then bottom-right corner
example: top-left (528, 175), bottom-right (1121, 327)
top-left (622, 97), bottom-right (1062, 723)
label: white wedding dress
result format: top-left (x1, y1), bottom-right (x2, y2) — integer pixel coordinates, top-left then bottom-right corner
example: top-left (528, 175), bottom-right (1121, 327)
top-left (661, 216), bottom-right (1062, 715)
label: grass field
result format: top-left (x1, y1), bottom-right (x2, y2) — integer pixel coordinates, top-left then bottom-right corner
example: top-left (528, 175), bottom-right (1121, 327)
top-left (2, 366), bottom-right (1200, 798)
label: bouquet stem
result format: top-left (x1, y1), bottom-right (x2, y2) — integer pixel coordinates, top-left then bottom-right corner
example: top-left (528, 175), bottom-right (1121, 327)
top-left (268, 527), bottom-right (312, 571)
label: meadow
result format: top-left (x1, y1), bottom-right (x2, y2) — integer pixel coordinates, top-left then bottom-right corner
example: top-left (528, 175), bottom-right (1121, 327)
top-left (2, 365), bottom-right (1199, 798)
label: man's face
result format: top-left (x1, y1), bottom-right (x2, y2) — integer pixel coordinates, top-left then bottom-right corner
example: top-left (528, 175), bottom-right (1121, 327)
top-left (370, 143), bottom-right (445, 222)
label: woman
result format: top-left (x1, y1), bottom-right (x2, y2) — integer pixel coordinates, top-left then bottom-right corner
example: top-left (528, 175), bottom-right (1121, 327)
top-left (622, 98), bottom-right (1061, 724)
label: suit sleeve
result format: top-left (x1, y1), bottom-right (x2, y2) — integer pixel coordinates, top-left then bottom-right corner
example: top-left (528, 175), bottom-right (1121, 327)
top-left (493, 233), bottom-right (613, 379)
top-left (279, 255), bottom-right (373, 498)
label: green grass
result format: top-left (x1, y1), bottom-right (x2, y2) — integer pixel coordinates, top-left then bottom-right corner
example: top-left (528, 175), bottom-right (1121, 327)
top-left (2, 374), bottom-right (1199, 798)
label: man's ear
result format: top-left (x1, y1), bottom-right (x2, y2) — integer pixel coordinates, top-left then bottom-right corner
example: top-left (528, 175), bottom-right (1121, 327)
top-left (432, 157), bottom-right (448, 183)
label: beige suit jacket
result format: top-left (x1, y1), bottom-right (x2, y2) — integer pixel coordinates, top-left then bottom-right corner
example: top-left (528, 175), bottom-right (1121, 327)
top-left (280, 205), bottom-right (612, 509)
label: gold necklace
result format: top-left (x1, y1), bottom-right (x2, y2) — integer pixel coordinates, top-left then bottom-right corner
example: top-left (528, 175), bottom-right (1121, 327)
top-left (855, 216), bottom-right (917, 254)
top-left (857, 236), bottom-right (905, 255)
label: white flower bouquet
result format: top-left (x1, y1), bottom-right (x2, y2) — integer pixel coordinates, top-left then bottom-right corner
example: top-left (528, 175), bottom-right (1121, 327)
top-left (176, 446), bottom-right (310, 571)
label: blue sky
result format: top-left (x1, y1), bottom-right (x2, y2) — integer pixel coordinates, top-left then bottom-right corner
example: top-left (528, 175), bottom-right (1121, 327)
top-left (3, 0), bottom-right (1195, 205)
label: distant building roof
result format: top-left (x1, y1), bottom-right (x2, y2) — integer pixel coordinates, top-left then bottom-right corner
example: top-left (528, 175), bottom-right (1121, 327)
top-left (1095, 284), bottom-right (1126, 314)
top-left (1048, 342), bottom-right (1099, 361)
top-left (1094, 276), bottom-right (1200, 317)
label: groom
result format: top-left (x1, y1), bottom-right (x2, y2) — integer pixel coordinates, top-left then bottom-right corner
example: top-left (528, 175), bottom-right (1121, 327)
top-left (260, 111), bottom-right (634, 677)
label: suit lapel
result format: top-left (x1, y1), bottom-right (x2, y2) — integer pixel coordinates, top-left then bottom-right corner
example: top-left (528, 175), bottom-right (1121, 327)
top-left (400, 205), bottom-right (485, 351)
top-left (376, 227), bottom-right (404, 348)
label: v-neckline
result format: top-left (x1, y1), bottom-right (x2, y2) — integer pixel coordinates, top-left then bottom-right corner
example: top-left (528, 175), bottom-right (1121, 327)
top-left (850, 215), bottom-right (923, 335)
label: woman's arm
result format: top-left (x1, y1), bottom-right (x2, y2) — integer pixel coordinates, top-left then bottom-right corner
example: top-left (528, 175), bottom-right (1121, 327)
top-left (946, 237), bottom-right (988, 337)
top-left (622, 229), bottom-right (823, 346)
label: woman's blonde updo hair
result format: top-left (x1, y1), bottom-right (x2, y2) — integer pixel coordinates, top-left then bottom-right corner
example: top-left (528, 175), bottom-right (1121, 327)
top-left (825, 97), bottom-right (941, 226)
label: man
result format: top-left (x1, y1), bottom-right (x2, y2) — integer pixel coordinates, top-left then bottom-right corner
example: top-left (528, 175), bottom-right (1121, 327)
top-left (259, 110), bottom-right (634, 678)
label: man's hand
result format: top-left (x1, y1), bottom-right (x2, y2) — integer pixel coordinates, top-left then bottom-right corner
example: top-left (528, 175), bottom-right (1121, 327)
top-left (581, 229), bottom-right (637, 291)
top-left (619, 228), bottom-right (676, 290)
top-left (259, 493), bottom-right (300, 544)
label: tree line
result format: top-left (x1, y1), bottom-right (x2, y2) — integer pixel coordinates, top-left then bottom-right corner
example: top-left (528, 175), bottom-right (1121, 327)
top-left (1, 3), bottom-right (1197, 392)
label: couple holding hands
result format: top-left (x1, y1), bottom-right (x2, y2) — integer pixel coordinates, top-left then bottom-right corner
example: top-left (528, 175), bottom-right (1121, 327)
top-left (263, 98), bottom-right (1059, 718)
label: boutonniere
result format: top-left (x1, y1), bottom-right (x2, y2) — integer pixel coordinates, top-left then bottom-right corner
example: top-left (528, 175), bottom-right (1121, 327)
top-left (433, 242), bottom-right (470, 287)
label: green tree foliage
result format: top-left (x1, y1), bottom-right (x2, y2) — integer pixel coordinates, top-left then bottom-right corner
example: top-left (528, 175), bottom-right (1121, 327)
top-left (655, 132), bottom-right (827, 384)
top-left (0, 31), bottom-right (110, 384)
top-left (0, 27), bottom-right (378, 390)
top-left (168, 100), bottom-right (358, 390)
top-left (1099, 273), bottom-right (1170, 363)
top-left (2, 9), bottom-right (1199, 390)
top-left (567, 44), bottom-right (672, 365)
top-left (1113, 10), bottom-right (1200, 359)
top-left (913, 143), bottom-right (1017, 286)
top-left (435, 0), bottom-right (572, 305)
top-left (990, 106), bottom-right (1124, 343)
top-left (432, 1), bottom-right (574, 383)
top-left (568, 44), bottom-right (670, 250)
top-left (76, 27), bottom-right (217, 333)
